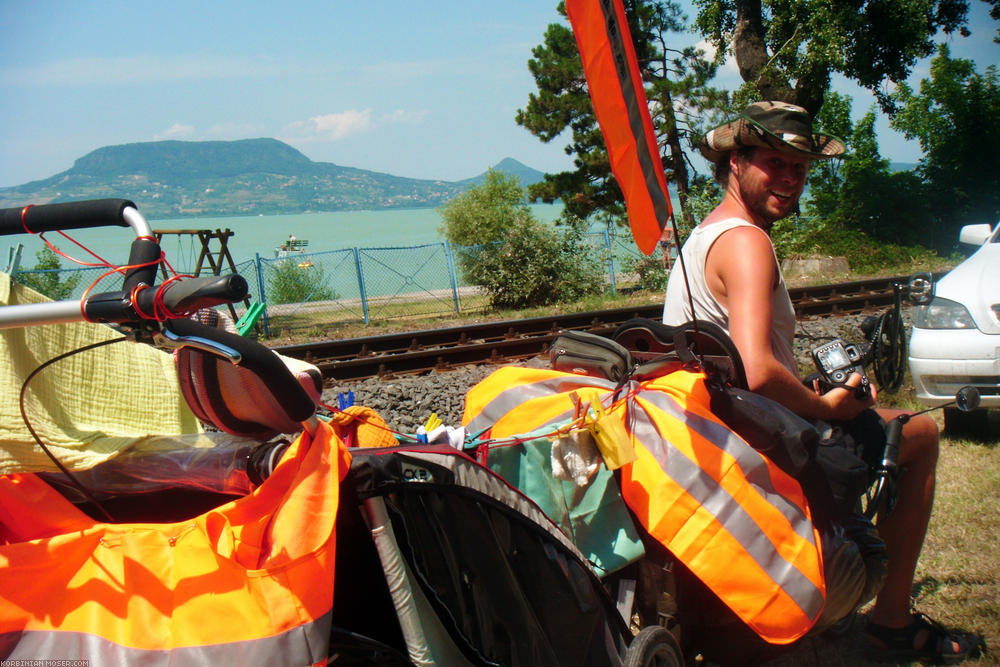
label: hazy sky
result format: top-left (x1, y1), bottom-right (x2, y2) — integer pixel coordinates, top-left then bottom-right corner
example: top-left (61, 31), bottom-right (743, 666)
top-left (1, 1), bottom-right (996, 188)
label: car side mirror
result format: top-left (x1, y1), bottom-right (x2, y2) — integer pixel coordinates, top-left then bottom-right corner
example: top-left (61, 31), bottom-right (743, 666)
top-left (907, 273), bottom-right (934, 305)
top-left (955, 386), bottom-right (981, 412)
top-left (958, 223), bottom-right (993, 246)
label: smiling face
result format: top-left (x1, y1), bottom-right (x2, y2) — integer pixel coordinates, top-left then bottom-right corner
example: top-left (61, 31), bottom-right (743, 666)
top-left (729, 147), bottom-right (812, 229)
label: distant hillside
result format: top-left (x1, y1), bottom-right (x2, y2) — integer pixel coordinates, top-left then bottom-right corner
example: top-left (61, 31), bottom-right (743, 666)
top-left (0, 138), bottom-right (547, 219)
top-left (459, 157), bottom-right (546, 187)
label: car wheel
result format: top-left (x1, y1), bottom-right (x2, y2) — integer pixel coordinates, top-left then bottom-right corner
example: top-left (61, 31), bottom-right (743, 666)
top-left (943, 407), bottom-right (990, 437)
top-left (624, 626), bottom-right (683, 667)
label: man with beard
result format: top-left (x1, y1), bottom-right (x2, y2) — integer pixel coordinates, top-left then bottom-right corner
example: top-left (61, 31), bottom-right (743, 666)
top-left (663, 101), bottom-right (982, 663)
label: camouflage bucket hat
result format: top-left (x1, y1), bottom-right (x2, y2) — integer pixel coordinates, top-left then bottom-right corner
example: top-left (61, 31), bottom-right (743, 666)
top-left (698, 101), bottom-right (846, 163)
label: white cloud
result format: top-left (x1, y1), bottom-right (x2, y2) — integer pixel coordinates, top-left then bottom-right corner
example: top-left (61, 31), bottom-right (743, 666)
top-left (283, 109), bottom-right (372, 142)
top-left (281, 108), bottom-right (428, 143)
top-left (154, 123), bottom-right (195, 140)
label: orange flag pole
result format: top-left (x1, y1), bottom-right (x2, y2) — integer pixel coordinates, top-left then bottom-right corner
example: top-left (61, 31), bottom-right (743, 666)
top-left (565, 0), bottom-right (672, 255)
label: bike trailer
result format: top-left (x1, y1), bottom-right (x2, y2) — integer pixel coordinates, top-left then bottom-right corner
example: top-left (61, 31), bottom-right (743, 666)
top-left (331, 443), bottom-right (633, 666)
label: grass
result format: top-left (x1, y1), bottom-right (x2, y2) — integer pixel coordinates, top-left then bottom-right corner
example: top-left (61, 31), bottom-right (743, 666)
top-left (912, 426), bottom-right (1000, 659)
top-left (764, 383), bottom-right (999, 666)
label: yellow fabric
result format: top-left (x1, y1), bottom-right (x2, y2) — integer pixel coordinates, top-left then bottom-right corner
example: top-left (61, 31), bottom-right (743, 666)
top-left (1, 272), bottom-right (204, 473)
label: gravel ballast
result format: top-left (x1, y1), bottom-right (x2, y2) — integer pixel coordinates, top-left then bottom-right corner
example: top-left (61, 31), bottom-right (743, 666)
top-left (320, 313), bottom-right (882, 434)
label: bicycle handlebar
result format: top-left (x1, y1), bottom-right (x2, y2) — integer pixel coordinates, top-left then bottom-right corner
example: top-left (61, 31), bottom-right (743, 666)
top-left (84, 275), bottom-right (249, 324)
top-left (0, 199), bottom-right (247, 328)
top-left (0, 199), bottom-right (138, 236)
top-left (4, 197), bottom-right (318, 438)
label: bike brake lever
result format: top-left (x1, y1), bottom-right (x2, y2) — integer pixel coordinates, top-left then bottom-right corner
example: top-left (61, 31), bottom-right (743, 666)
top-left (152, 326), bottom-right (243, 364)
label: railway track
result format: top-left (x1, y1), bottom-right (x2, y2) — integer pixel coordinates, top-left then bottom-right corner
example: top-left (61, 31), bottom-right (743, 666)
top-left (274, 275), bottom-right (921, 382)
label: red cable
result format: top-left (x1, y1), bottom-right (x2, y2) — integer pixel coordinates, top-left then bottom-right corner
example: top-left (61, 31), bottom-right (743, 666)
top-left (20, 205), bottom-right (34, 234)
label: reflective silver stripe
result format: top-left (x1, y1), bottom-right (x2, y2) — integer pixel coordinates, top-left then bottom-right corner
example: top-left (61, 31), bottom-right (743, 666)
top-left (465, 373), bottom-right (620, 435)
top-left (636, 390), bottom-right (817, 542)
top-left (2, 608), bottom-right (332, 665)
top-left (627, 398), bottom-right (823, 620)
top-left (465, 371), bottom-right (822, 619)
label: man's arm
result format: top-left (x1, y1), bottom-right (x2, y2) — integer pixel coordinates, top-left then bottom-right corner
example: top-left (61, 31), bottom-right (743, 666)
top-left (706, 226), bottom-right (872, 421)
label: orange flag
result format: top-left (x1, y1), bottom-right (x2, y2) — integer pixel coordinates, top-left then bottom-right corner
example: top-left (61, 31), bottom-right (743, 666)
top-left (566, 0), bottom-right (672, 255)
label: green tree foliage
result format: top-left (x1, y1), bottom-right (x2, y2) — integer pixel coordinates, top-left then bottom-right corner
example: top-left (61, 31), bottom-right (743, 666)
top-left (474, 214), bottom-right (605, 310)
top-left (516, 1), bottom-right (724, 230)
top-left (266, 259), bottom-right (337, 305)
top-left (834, 112), bottom-right (932, 245)
top-left (772, 100), bottom-right (939, 271)
top-left (693, 0), bottom-right (970, 115)
top-left (803, 92), bottom-right (852, 221)
top-left (439, 172), bottom-right (603, 309)
top-left (438, 169), bottom-right (537, 283)
top-left (17, 247), bottom-right (81, 300)
top-left (890, 44), bottom-right (1000, 248)
top-left (438, 170), bottom-right (534, 245)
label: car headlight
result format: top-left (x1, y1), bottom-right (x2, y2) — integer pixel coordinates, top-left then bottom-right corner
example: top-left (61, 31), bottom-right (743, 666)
top-left (913, 297), bottom-right (976, 329)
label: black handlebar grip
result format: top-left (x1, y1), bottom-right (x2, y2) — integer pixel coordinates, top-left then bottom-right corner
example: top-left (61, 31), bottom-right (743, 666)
top-left (155, 275), bottom-right (249, 313)
top-left (882, 418), bottom-right (904, 469)
top-left (0, 199), bottom-right (137, 236)
top-left (164, 318), bottom-right (315, 423)
top-left (123, 237), bottom-right (163, 293)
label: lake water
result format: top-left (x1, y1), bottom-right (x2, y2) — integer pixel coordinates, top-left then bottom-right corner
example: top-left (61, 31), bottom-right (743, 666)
top-left (9, 203), bottom-right (565, 273)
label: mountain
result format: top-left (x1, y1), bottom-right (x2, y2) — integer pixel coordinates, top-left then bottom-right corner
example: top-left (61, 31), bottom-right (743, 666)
top-left (459, 157), bottom-right (547, 187)
top-left (0, 139), bottom-right (547, 220)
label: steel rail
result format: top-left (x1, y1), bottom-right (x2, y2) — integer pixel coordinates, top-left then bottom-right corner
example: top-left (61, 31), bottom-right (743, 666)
top-left (274, 274), bottom-right (922, 381)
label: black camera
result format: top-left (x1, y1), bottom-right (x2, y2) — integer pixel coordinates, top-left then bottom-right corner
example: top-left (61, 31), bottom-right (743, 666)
top-left (811, 339), bottom-right (870, 398)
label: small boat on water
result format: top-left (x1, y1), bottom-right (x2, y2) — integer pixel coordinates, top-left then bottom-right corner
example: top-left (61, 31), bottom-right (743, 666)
top-left (274, 235), bottom-right (309, 258)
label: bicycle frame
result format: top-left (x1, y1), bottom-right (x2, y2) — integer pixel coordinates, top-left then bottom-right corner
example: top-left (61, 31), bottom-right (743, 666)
top-left (1, 203), bottom-right (154, 328)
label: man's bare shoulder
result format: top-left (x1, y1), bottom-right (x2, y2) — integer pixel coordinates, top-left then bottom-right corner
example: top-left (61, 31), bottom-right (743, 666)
top-left (704, 221), bottom-right (777, 289)
top-left (703, 220), bottom-right (773, 254)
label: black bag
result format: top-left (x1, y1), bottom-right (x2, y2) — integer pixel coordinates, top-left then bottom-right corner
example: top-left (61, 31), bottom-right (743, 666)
top-left (549, 330), bottom-right (634, 385)
top-left (708, 385), bottom-right (875, 526)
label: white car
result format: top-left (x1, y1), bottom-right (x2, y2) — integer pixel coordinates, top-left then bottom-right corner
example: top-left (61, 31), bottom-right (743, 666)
top-left (908, 221), bottom-right (999, 433)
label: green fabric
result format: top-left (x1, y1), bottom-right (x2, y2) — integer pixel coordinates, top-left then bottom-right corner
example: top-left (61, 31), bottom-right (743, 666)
top-left (481, 422), bottom-right (645, 575)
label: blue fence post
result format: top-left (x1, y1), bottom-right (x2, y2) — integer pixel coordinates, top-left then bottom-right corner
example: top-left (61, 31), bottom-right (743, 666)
top-left (353, 247), bottom-right (369, 324)
top-left (604, 225), bottom-right (617, 296)
top-left (444, 241), bottom-right (461, 314)
top-left (254, 253), bottom-right (271, 337)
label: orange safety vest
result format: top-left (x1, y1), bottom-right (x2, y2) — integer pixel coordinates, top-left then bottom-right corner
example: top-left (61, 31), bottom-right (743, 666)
top-left (0, 420), bottom-right (350, 664)
top-left (463, 366), bottom-right (825, 644)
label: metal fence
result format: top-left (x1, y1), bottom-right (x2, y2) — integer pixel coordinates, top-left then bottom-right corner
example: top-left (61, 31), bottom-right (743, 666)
top-left (10, 228), bottom-right (658, 337)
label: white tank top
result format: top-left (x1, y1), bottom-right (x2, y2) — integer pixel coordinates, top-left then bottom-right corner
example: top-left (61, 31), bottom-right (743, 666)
top-left (662, 218), bottom-right (798, 375)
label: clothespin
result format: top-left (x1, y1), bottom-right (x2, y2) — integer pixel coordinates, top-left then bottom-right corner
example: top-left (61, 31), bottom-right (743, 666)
top-left (570, 392), bottom-right (582, 420)
top-left (416, 425), bottom-right (428, 443)
top-left (424, 412), bottom-right (441, 432)
top-left (337, 391), bottom-right (355, 411)
top-left (588, 399), bottom-right (637, 470)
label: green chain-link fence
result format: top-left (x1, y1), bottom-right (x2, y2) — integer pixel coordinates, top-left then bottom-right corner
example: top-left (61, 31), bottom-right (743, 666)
top-left (11, 228), bottom-right (666, 338)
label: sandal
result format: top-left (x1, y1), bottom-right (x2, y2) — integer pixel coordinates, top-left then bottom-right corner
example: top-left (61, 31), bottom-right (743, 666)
top-left (865, 612), bottom-right (985, 664)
